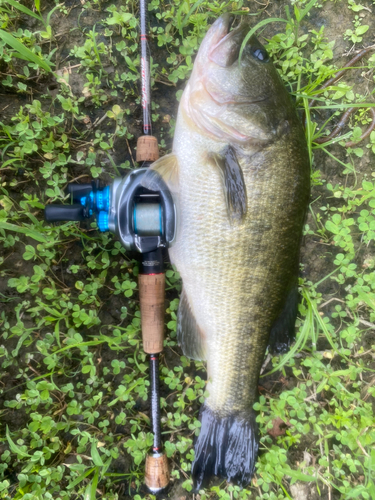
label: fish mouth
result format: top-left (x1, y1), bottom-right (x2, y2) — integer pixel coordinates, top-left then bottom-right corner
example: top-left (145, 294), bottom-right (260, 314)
top-left (201, 15), bottom-right (267, 106)
top-left (208, 15), bottom-right (248, 68)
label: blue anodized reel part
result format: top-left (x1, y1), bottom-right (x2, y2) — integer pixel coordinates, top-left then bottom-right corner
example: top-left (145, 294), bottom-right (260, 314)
top-left (79, 186), bottom-right (111, 232)
top-left (97, 186), bottom-right (111, 232)
top-left (98, 210), bottom-right (110, 232)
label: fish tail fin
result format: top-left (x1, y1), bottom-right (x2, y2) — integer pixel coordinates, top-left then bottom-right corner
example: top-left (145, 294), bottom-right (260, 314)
top-left (192, 404), bottom-right (259, 491)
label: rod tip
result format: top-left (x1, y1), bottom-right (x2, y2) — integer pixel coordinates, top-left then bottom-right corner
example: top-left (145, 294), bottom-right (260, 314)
top-left (145, 452), bottom-right (170, 493)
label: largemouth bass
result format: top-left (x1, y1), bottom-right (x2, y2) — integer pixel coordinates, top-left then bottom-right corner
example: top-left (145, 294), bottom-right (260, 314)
top-left (143, 14), bottom-right (310, 489)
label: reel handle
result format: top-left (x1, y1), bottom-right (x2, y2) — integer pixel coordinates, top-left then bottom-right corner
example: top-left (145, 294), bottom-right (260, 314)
top-left (44, 204), bottom-right (85, 222)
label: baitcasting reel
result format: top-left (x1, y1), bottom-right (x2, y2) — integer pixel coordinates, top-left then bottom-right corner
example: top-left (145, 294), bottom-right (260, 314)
top-left (45, 168), bottom-right (176, 269)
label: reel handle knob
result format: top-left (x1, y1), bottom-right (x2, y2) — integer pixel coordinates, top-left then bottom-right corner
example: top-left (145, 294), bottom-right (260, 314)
top-left (44, 204), bottom-right (86, 222)
top-left (66, 183), bottom-right (93, 202)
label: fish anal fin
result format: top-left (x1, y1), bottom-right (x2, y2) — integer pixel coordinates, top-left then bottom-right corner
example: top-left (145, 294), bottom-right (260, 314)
top-left (268, 286), bottom-right (299, 354)
top-left (177, 289), bottom-right (206, 361)
top-left (140, 153), bottom-right (179, 195)
top-left (211, 146), bottom-right (247, 223)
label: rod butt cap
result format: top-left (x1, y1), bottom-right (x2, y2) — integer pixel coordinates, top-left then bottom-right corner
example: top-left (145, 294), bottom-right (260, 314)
top-left (145, 453), bottom-right (169, 492)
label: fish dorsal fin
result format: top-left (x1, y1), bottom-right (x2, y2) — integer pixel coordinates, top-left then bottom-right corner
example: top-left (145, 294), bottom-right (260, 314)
top-left (140, 153), bottom-right (180, 195)
top-left (211, 146), bottom-right (247, 222)
top-left (177, 288), bottom-right (206, 361)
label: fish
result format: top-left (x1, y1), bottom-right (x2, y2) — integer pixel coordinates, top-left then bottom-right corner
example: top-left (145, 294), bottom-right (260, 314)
top-left (142, 14), bottom-right (310, 490)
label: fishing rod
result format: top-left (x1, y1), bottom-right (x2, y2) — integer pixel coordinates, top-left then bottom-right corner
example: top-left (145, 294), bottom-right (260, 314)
top-left (136, 0), bottom-right (170, 493)
top-left (45, 1), bottom-right (171, 491)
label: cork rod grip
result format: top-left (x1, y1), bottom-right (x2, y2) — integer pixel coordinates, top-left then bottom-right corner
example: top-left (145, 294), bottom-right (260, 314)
top-left (136, 135), bottom-right (159, 162)
top-left (139, 273), bottom-right (165, 354)
top-left (145, 453), bottom-right (170, 492)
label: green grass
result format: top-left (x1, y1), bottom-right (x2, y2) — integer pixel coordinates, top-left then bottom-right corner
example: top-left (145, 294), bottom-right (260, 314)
top-left (0, 0), bottom-right (374, 499)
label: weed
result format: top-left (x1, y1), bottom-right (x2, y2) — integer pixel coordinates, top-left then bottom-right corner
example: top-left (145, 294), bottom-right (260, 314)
top-left (0, 0), bottom-right (374, 499)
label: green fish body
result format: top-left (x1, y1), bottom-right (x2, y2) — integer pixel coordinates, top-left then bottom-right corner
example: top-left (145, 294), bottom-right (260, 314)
top-left (143, 14), bottom-right (310, 490)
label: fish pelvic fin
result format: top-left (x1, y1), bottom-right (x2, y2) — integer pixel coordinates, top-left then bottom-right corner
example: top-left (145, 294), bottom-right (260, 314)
top-left (140, 153), bottom-right (180, 196)
top-left (192, 404), bottom-right (259, 491)
top-left (177, 288), bottom-right (206, 361)
top-left (210, 146), bottom-right (247, 223)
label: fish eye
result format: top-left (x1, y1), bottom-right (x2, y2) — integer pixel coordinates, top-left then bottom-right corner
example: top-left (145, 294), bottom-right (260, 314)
top-left (251, 47), bottom-right (269, 62)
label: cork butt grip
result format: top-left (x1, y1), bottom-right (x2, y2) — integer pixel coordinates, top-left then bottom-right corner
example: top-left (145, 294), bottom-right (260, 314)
top-left (145, 453), bottom-right (170, 492)
top-left (136, 135), bottom-right (159, 162)
top-left (139, 273), bottom-right (165, 354)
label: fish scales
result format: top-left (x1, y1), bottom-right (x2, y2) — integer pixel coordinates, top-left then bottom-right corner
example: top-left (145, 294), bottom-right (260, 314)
top-left (143, 14), bottom-right (310, 490)
top-left (172, 126), bottom-right (307, 415)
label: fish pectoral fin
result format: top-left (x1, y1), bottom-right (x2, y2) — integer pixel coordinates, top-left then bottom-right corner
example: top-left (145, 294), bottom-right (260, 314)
top-left (140, 153), bottom-right (180, 195)
top-left (211, 146), bottom-right (247, 223)
top-left (178, 288), bottom-right (206, 361)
